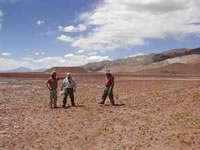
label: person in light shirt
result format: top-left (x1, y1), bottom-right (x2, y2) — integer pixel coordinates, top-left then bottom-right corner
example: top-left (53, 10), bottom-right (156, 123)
top-left (61, 73), bottom-right (77, 108)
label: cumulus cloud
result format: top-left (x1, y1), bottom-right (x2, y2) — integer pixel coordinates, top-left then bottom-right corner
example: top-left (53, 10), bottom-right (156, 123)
top-left (0, 58), bottom-right (25, 71)
top-left (88, 52), bottom-right (98, 56)
top-left (1, 52), bottom-right (11, 56)
top-left (68, 0), bottom-right (200, 52)
top-left (58, 24), bottom-right (87, 32)
top-left (57, 34), bottom-right (74, 42)
top-left (76, 49), bottom-right (85, 54)
top-left (0, 54), bottom-right (110, 71)
top-left (36, 20), bottom-right (45, 26)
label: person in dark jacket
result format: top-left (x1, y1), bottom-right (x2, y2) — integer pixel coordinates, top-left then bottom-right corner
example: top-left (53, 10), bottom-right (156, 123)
top-left (99, 70), bottom-right (115, 105)
top-left (46, 71), bottom-right (63, 108)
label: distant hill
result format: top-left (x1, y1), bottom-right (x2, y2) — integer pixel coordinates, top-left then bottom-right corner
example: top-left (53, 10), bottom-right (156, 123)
top-left (139, 63), bottom-right (200, 75)
top-left (83, 47), bottom-right (200, 75)
top-left (46, 67), bottom-right (88, 73)
top-left (7, 67), bottom-right (33, 73)
top-left (33, 68), bottom-right (46, 72)
top-left (0, 67), bottom-right (46, 73)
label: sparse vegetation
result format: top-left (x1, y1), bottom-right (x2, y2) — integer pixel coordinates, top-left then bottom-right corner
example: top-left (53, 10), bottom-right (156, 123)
top-left (171, 113), bottom-right (200, 129)
top-left (171, 133), bottom-right (195, 145)
top-left (192, 93), bottom-right (200, 101)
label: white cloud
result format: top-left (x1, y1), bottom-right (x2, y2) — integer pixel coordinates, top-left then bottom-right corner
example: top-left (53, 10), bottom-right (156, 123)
top-left (0, 58), bottom-right (25, 71)
top-left (58, 25), bottom-right (74, 32)
top-left (57, 34), bottom-right (74, 42)
top-left (125, 53), bottom-right (144, 58)
top-left (0, 54), bottom-right (110, 71)
top-left (1, 52), bottom-right (11, 56)
top-left (58, 24), bottom-right (87, 32)
top-left (34, 51), bottom-right (45, 56)
top-left (88, 52), bottom-right (98, 56)
top-left (36, 20), bottom-right (45, 26)
top-left (77, 24), bottom-right (87, 31)
top-left (76, 49), bottom-right (85, 54)
top-left (34, 52), bottom-right (40, 56)
top-left (68, 0), bottom-right (200, 52)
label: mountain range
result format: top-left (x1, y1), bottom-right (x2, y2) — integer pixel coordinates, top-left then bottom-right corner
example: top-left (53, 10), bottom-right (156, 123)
top-left (83, 47), bottom-right (200, 75)
top-left (0, 67), bottom-right (46, 73)
top-left (1, 47), bottom-right (200, 75)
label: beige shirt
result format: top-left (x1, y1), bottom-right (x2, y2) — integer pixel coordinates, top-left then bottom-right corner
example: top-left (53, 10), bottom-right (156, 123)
top-left (62, 78), bottom-right (77, 89)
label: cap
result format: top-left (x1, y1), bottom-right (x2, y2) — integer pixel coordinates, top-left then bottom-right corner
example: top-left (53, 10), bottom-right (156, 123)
top-left (106, 69), bottom-right (111, 74)
top-left (50, 71), bottom-right (57, 76)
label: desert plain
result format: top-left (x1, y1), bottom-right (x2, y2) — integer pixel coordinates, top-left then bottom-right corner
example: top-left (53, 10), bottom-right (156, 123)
top-left (0, 73), bottom-right (200, 150)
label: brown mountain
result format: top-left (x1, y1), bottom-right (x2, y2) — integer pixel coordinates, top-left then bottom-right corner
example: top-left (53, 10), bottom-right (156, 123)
top-left (46, 67), bottom-right (88, 73)
top-left (139, 63), bottom-right (200, 75)
top-left (83, 47), bottom-right (200, 74)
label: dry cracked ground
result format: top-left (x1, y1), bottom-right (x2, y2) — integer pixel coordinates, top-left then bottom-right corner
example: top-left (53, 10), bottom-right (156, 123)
top-left (0, 75), bottom-right (200, 150)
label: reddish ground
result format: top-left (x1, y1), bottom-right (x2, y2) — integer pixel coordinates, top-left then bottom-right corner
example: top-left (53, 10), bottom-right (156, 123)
top-left (0, 75), bottom-right (200, 150)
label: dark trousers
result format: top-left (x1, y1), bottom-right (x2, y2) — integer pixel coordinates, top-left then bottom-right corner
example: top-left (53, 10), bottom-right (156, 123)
top-left (102, 86), bottom-right (115, 105)
top-left (63, 88), bottom-right (75, 106)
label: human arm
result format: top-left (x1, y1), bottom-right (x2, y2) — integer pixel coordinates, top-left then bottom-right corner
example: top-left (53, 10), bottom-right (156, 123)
top-left (46, 79), bottom-right (52, 90)
top-left (109, 76), bottom-right (114, 93)
top-left (61, 79), bottom-right (65, 91)
top-left (57, 77), bottom-right (65, 80)
top-left (73, 80), bottom-right (77, 92)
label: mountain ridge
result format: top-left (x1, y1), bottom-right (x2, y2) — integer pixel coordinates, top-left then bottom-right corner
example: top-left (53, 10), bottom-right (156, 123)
top-left (83, 47), bottom-right (200, 74)
top-left (0, 67), bottom-right (46, 73)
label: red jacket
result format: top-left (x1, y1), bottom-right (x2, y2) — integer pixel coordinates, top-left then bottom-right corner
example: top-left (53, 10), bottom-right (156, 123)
top-left (46, 77), bottom-right (61, 89)
top-left (105, 75), bottom-right (114, 87)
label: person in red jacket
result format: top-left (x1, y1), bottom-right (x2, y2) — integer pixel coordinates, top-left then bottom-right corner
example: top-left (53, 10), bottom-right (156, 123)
top-left (99, 70), bottom-right (115, 105)
top-left (46, 71), bottom-right (63, 108)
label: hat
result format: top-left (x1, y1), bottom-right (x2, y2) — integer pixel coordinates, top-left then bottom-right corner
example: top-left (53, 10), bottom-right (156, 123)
top-left (50, 71), bottom-right (57, 76)
top-left (106, 69), bottom-right (111, 74)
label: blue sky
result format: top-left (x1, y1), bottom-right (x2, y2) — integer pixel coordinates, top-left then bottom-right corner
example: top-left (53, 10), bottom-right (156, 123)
top-left (0, 0), bottom-right (200, 70)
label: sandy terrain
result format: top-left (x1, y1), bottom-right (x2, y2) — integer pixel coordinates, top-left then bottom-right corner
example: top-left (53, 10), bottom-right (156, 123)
top-left (1, 75), bottom-right (200, 150)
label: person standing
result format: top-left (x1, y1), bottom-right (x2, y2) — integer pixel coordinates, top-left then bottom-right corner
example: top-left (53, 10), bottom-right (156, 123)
top-left (46, 71), bottom-right (63, 108)
top-left (99, 70), bottom-right (115, 105)
top-left (61, 73), bottom-right (77, 108)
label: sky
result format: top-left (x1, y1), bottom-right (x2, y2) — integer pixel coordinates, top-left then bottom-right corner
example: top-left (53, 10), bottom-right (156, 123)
top-left (0, 0), bottom-right (200, 71)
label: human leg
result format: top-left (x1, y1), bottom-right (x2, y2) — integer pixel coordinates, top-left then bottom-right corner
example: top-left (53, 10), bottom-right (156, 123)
top-left (69, 88), bottom-right (75, 106)
top-left (99, 86), bottom-right (109, 104)
top-left (63, 89), bottom-right (69, 107)
top-left (109, 90), bottom-right (115, 105)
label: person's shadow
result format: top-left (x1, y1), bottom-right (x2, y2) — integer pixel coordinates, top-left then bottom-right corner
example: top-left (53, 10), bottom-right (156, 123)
top-left (114, 104), bottom-right (126, 106)
top-left (73, 104), bottom-right (85, 108)
top-left (102, 104), bottom-right (126, 107)
top-left (60, 105), bottom-right (85, 109)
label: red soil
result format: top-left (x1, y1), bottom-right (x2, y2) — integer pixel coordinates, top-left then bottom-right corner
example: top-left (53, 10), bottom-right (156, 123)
top-left (0, 75), bottom-right (200, 150)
